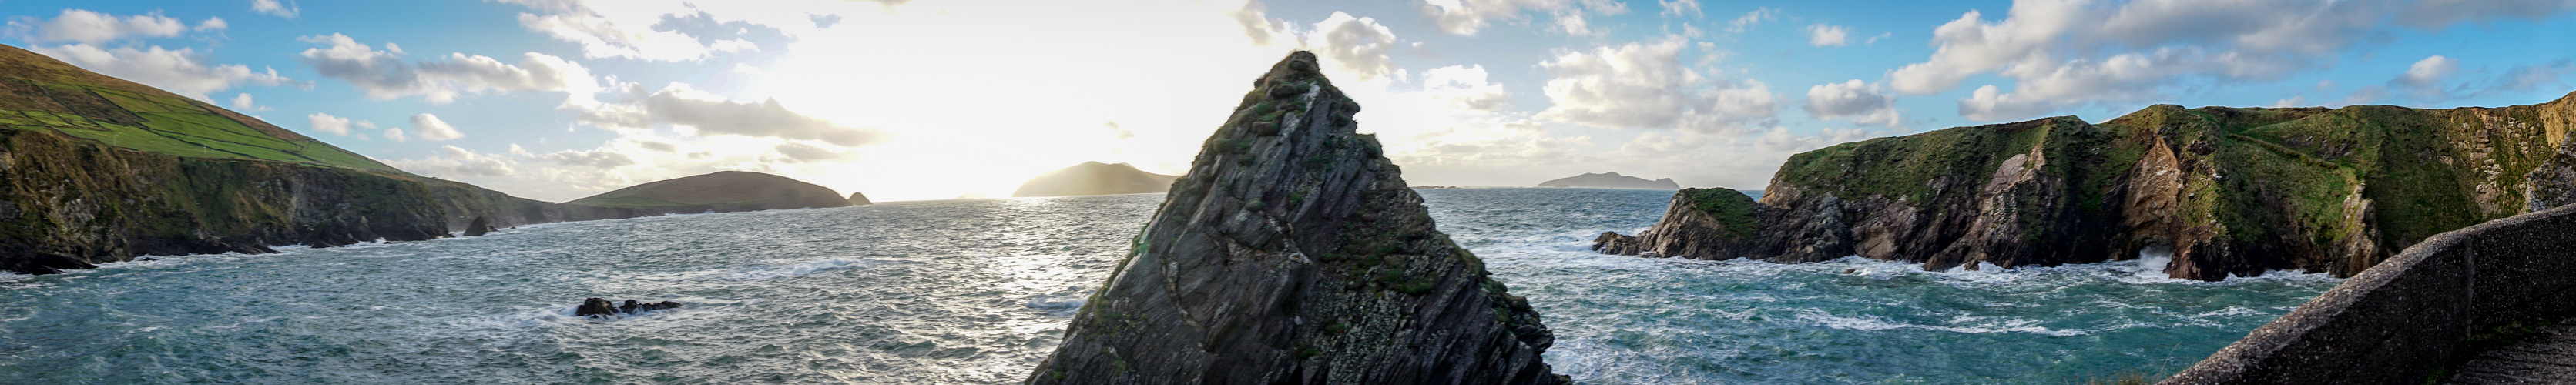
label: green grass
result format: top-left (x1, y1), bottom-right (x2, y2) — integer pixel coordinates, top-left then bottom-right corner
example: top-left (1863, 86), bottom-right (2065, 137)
top-left (1679, 188), bottom-right (1759, 239)
top-left (0, 80), bottom-right (403, 174)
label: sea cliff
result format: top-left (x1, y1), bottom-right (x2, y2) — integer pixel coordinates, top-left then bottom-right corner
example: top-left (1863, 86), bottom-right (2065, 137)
top-left (1601, 93), bottom-right (2576, 280)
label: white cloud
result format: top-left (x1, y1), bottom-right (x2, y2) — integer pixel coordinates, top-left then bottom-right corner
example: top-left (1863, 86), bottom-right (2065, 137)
top-left (29, 44), bottom-right (298, 100)
top-left (307, 112), bottom-right (353, 136)
top-left (1659, 0), bottom-right (1702, 18)
top-left (2392, 55), bottom-right (2459, 89)
top-left (384, 127), bottom-right (411, 142)
top-left (1301, 12), bottom-right (1400, 81)
top-left (1418, 0), bottom-right (1626, 36)
top-left (575, 82), bottom-right (886, 146)
top-left (1725, 7), bottom-right (1777, 34)
top-left (410, 113), bottom-right (467, 141)
top-left (230, 93), bottom-right (255, 110)
top-left (194, 18), bottom-right (226, 32)
top-left (253, 0), bottom-right (302, 18)
top-left (1803, 79), bottom-right (1900, 127)
top-left (772, 142), bottom-right (848, 162)
top-left (5, 9), bottom-right (189, 44)
top-left (1886, 0), bottom-right (2574, 122)
top-left (540, 148), bottom-right (636, 168)
top-left (496, 1), bottom-right (797, 62)
top-left (1422, 65), bottom-right (1512, 111)
top-left (1535, 37), bottom-right (1776, 134)
top-left (388, 146), bottom-right (518, 176)
top-left (1806, 24), bottom-right (1849, 47)
top-left (297, 34), bottom-right (597, 103)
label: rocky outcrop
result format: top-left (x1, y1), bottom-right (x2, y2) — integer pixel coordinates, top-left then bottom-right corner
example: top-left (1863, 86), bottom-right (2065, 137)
top-left (847, 192), bottom-right (871, 205)
top-left (574, 298), bottom-right (682, 317)
top-left (1593, 188), bottom-right (1851, 262)
top-left (1537, 172), bottom-right (1681, 189)
top-left (1030, 52), bottom-right (1565, 384)
top-left (1011, 162), bottom-right (1180, 197)
top-left (1599, 94), bottom-right (2576, 280)
top-left (560, 171), bottom-right (850, 217)
top-left (463, 216), bottom-right (495, 236)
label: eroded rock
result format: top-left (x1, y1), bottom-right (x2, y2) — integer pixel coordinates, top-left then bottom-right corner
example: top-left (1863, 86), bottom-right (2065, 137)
top-left (1028, 51), bottom-right (1565, 384)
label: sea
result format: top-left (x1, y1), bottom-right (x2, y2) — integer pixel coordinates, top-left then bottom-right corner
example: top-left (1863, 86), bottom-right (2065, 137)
top-left (0, 188), bottom-right (2341, 384)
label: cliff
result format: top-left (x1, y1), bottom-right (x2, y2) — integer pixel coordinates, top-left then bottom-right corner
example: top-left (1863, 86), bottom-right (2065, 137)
top-left (1011, 161), bottom-right (1179, 197)
top-left (1599, 93), bottom-right (2576, 280)
top-left (0, 42), bottom-right (619, 274)
top-left (561, 171), bottom-right (848, 217)
top-left (1536, 172), bottom-right (1681, 189)
top-left (1029, 52), bottom-right (1566, 383)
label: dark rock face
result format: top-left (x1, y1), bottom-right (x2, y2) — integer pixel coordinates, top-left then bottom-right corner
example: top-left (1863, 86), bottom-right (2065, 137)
top-left (1596, 94), bottom-right (2576, 281)
top-left (1593, 188), bottom-right (1850, 262)
top-left (575, 298), bottom-right (618, 317)
top-left (1536, 172), bottom-right (1681, 189)
top-left (1011, 162), bottom-right (1182, 197)
top-left (0, 251), bottom-right (96, 275)
top-left (847, 192), bottom-right (871, 206)
top-left (463, 216), bottom-right (495, 236)
top-left (1029, 52), bottom-right (1565, 384)
top-left (574, 297), bottom-right (681, 318)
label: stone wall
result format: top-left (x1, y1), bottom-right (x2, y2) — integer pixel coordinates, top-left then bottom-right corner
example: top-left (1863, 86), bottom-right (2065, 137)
top-left (2162, 203), bottom-right (2576, 384)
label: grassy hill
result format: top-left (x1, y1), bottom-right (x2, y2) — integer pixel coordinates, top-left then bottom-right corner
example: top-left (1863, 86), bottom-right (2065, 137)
top-left (0, 44), bottom-right (401, 174)
top-left (563, 170), bottom-right (847, 209)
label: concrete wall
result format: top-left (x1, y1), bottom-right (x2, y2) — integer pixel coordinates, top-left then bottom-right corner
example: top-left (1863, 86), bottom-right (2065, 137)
top-left (2162, 203), bottom-right (2576, 384)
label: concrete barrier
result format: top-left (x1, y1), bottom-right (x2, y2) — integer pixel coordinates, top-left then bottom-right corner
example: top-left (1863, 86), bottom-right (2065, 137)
top-left (2162, 203), bottom-right (2576, 384)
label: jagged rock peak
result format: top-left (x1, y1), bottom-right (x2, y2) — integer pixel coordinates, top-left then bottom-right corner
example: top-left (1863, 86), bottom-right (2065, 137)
top-left (1028, 51), bottom-right (1567, 384)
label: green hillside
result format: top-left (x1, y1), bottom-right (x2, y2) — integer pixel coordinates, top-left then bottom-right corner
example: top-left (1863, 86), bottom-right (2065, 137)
top-left (0, 44), bottom-right (402, 174)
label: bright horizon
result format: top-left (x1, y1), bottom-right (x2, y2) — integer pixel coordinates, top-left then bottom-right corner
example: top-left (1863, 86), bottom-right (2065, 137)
top-left (4, 0), bottom-right (2571, 202)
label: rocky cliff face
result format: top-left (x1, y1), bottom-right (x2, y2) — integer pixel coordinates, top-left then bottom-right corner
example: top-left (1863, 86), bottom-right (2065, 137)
top-left (1030, 52), bottom-right (1565, 384)
top-left (0, 42), bottom-right (696, 275)
top-left (1598, 93), bottom-right (2576, 280)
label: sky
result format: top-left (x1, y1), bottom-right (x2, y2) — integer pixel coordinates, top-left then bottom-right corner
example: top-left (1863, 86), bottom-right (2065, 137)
top-left (2, 0), bottom-right (2571, 202)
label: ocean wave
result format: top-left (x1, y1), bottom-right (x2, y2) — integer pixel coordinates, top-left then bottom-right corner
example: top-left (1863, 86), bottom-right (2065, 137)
top-left (725, 258), bottom-right (875, 280)
top-left (1799, 312), bottom-right (2092, 336)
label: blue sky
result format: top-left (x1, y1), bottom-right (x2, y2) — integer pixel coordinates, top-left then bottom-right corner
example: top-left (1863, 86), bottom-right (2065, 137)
top-left (4, 0), bottom-right (2571, 202)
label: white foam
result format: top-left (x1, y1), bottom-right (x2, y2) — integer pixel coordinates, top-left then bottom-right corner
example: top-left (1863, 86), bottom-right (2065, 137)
top-left (1800, 312), bottom-right (2092, 336)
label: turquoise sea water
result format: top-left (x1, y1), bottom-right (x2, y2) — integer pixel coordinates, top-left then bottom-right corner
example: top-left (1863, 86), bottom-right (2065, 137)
top-left (0, 188), bottom-right (2338, 383)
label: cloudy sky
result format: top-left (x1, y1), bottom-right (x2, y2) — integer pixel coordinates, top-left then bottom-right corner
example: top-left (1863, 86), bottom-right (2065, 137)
top-left (5, 0), bottom-right (2571, 202)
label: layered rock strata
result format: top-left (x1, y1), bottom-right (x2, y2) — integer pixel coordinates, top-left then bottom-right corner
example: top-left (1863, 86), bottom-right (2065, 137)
top-left (1599, 94), bottom-right (2576, 280)
top-left (1029, 52), bottom-right (1566, 384)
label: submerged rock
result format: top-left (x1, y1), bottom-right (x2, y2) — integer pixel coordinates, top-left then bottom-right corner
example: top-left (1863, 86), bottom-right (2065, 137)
top-left (1028, 52), bottom-right (1566, 383)
top-left (574, 297), bottom-right (681, 317)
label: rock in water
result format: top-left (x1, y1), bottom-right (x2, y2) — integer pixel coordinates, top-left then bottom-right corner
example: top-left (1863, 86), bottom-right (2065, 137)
top-left (1028, 52), bottom-right (1566, 384)
top-left (575, 298), bottom-right (619, 317)
top-left (462, 216), bottom-right (495, 236)
top-left (847, 192), bottom-right (872, 206)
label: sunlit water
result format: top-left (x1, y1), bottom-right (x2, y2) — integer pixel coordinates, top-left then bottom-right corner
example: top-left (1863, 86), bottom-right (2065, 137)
top-left (0, 188), bottom-right (2336, 383)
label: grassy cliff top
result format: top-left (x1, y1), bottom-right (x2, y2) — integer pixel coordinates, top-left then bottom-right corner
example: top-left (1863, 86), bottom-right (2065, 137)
top-left (564, 171), bottom-right (842, 207)
top-left (0, 44), bottom-right (401, 174)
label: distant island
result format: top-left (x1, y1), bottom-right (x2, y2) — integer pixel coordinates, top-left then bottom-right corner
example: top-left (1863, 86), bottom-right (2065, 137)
top-left (564, 171), bottom-right (852, 216)
top-left (1537, 172), bottom-right (1681, 189)
top-left (1011, 162), bottom-right (1179, 197)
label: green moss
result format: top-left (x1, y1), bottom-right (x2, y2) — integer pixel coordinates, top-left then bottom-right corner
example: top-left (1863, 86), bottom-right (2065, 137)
top-left (1679, 188), bottom-right (1759, 239)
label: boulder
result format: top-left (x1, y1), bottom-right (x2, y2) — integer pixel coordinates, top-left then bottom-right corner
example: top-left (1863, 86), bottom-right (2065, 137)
top-left (574, 297), bottom-right (681, 318)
